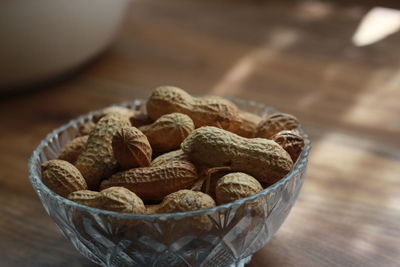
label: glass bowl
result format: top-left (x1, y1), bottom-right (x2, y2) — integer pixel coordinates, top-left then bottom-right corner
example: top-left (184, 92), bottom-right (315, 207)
top-left (28, 99), bottom-right (311, 267)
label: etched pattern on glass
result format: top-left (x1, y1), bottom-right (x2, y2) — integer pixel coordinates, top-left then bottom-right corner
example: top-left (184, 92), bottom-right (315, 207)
top-left (29, 99), bottom-right (311, 267)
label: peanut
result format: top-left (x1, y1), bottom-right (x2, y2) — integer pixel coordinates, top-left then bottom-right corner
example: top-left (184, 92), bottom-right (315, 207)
top-left (235, 111), bottom-right (262, 138)
top-left (139, 113), bottom-right (194, 155)
top-left (215, 172), bottom-right (263, 205)
top-left (101, 187), bottom-right (146, 214)
top-left (150, 149), bottom-right (189, 167)
top-left (67, 190), bottom-right (100, 207)
top-left (42, 160), bottom-right (87, 197)
top-left (93, 106), bottom-right (135, 123)
top-left (200, 168), bottom-right (231, 200)
top-left (100, 161), bottom-right (198, 201)
top-left (272, 130), bottom-right (305, 162)
top-left (256, 113), bottom-right (299, 139)
top-left (190, 178), bottom-right (206, 191)
top-left (151, 150), bottom-right (208, 192)
top-left (75, 113), bottom-right (131, 189)
top-left (147, 190), bottom-right (215, 231)
top-left (146, 86), bottom-right (241, 132)
top-left (112, 127), bottom-right (152, 170)
top-left (68, 187), bottom-right (145, 214)
top-left (151, 150), bottom-right (206, 191)
top-left (79, 121), bottom-right (96, 136)
top-left (58, 135), bottom-right (88, 164)
top-left (147, 190), bottom-right (215, 234)
top-left (130, 110), bottom-right (153, 127)
top-left (181, 126), bottom-right (293, 184)
top-left (148, 189), bottom-right (215, 213)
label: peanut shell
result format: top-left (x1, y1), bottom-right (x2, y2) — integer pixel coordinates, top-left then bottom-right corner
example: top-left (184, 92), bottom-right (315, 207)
top-left (101, 187), bottom-right (146, 214)
top-left (79, 121), bottom-right (96, 136)
top-left (216, 172), bottom-right (263, 205)
top-left (68, 187), bottom-right (146, 214)
top-left (100, 161), bottom-right (198, 201)
top-left (256, 113), bottom-right (299, 139)
top-left (58, 135), bottom-right (88, 164)
top-left (150, 149), bottom-right (189, 167)
top-left (150, 189), bottom-right (215, 213)
top-left (94, 106), bottom-right (135, 123)
top-left (272, 130), bottom-right (305, 162)
top-left (146, 190), bottom-right (215, 231)
top-left (42, 159), bottom-right (87, 197)
top-left (140, 113), bottom-right (194, 155)
top-left (75, 113), bottom-right (131, 189)
top-left (146, 86), bottom-right (241, 132)
top-left (235, 111), bottom-right (262, 138)
top-left (112, 127), bottom-right (152, 170)
top-left (181, 126), bottom-right (293, 184)
top-left (200, 167), bottom-right (231, 200)
top-left (67, 190), bottom-right (102, 208)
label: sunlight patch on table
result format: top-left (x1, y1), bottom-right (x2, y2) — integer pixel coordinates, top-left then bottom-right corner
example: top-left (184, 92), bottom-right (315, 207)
top-left (211, 28), bottom-right (298, 96)
top-left (353, 7), bottom-right (400, 46)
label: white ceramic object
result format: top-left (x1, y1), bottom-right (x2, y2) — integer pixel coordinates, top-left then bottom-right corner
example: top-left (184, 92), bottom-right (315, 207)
top-left (0, 0), bottom-right (130, 88)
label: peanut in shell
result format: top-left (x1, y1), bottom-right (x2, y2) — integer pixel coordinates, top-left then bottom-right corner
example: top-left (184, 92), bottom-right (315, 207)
top-left (58, 135), bottom-right (88, 164)
top-left (256, 113), bottom-right (299, 139)
top-left (140, 113), bottom-right (194, 155)
top-left (75, 113), bottom-right (131, 189)
top-left (181, 126), bottom-right (293, 184)
top-left (100, 161), bottom-right (198, 201)
top-left (216, 172), bottom-right (263, 205)
top-left (146, 86), bottom-right (241, 132)
top-left (112, 126), bottom-right (152, 170)
top-left (42, 159), bottom-right (87, 197)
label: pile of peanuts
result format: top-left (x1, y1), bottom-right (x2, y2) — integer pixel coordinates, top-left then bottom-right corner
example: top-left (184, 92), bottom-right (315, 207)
top-left (42, 86), bottom-right (305, 215)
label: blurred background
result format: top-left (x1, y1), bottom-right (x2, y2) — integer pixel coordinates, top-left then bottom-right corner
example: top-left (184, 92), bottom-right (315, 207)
top-left (1, 0), bottom-right (399, 266)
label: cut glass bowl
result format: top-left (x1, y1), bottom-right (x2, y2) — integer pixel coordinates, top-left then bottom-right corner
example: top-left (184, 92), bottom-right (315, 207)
top-left (28, 99), bottom-right (311, 267)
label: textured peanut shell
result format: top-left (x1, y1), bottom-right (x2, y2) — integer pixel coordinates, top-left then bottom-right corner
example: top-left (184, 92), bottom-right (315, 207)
top-left (75, 113), bottom-right (131, 189)
top-left (68, 187), bottom-right (146, 214)
top-left (151, 150), bottom-right (202, 192)
top-left (181, 126), bottom-right (293, 184)
top-left (256, 113), bottom-right (299, 139)
top-left (58, 135), bottom-right (88, 164)
top-left (112, 127), bottom-right (152, 170)
top-left (79, 121), bottom-right (96, 136)
top-left (272, 130), bottom-right (305, 162)
top-left (140, 113), bottom-right (194, 155)
top-left (200, 168), bottom-right (231, 200)
top-left (216, 172), bottom-right (263, 205)
top-left (147, 190), bottom-right (215, 231)
top-left (235, 111), bottom-right (262, 138)
top-left (94, 106), bottom-right (136, 123)
top-left (151, 149), bottom-right (210, 191)
top-left (150, 149), bottom-right (189, 167)
top-left (42, 160), bottom-right (87, 197)
top-left (151, 189), bottom-right (215, 213)
top-left (146, 86), bottom-right (241, 132)
top-left (101, 187), bottom-right (146, 214)
top-left (100, 161), bottom-right (198, 201)
top-left (67, 190), bottom-right (102, 208)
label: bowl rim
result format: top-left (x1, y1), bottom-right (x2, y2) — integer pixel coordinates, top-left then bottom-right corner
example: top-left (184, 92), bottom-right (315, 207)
top-left (28, 98), bottom-right (311, 220)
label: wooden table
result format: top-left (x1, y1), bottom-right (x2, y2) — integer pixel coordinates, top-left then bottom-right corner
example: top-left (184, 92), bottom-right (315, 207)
top-left (1, 0), bottom-right (399, 266)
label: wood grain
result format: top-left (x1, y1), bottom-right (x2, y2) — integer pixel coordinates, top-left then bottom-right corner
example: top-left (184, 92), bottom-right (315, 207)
top-left (1, 0), bottom-right (400, 266)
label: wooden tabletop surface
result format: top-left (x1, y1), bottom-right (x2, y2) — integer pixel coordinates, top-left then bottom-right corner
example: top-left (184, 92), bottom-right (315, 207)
top-left (1, 0), bottom-right (399, 266)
